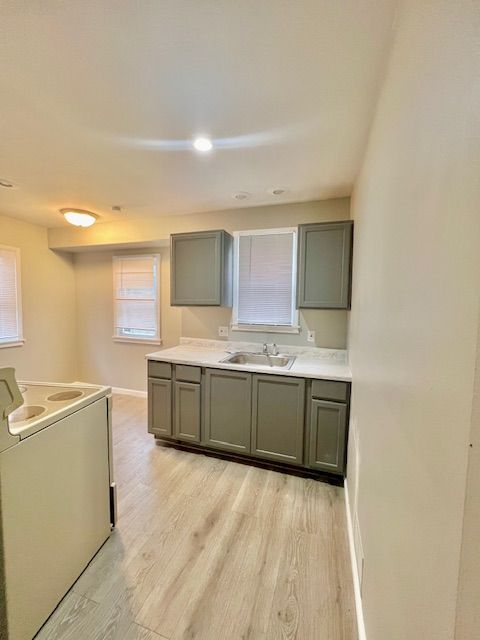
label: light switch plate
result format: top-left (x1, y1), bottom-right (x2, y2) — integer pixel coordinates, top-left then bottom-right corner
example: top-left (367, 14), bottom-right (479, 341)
top-left (218, 326), bottom-right (229, 337)
top-left (307, 330), bottom-right (315, 343)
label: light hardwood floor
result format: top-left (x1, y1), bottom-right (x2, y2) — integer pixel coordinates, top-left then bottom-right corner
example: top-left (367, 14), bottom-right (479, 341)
top-left (35, 394), bottom-right (357, 640)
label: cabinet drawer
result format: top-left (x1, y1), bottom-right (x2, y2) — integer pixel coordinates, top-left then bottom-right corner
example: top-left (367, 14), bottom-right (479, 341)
top-left (148, 361), bottom-right (172, 379)
top-left (175, 364), bottom-right (201, 383)
top-left (311, 379), bottom-right (349, 402)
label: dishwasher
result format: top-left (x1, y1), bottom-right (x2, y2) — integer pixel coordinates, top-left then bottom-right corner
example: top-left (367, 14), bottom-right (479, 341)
top-left (0, 367), bottom-right (116, 640)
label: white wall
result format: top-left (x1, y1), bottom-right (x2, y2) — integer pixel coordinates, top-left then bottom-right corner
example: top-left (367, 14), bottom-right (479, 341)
top-left (454, 318), bottom-right (480, 639)
top-left (347, 2), bottom-right (480, 639)
top-left (0, 214), bottom-right (77, 382)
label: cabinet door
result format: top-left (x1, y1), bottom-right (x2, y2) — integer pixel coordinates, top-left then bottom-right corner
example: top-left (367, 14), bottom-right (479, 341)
top-left (148, 378), bottom-right (172, 437)
top-left (297, 221), bottom-right (353, 309)
top-left (251, 375), bottom-right (305, 465)
top-left (204, 369), bottom-right (251, 453)
top-left (170, 231), bottom-right (232, 306)
top-left (174, 382), bottom-right (201, 443)
top-left (309, 400), bottom-right (347, 474)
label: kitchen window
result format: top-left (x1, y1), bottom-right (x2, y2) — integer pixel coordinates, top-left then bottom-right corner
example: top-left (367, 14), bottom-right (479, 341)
top-left (113, 254), bottom-right (161, 344)
top-left (232, 228), bottom-right (299, 333)
top-left (0, 245), bottom-right (24, 348)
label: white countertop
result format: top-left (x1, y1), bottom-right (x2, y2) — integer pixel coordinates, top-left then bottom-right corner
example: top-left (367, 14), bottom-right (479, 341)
top-left (147, 338), bottom-right (351, 382)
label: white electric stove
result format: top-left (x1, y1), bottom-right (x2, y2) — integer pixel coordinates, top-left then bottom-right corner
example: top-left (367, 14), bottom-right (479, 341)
top-left (0, 370), bottom-right (116, 640)
top-left (7, 380), bottom-right (111, 440)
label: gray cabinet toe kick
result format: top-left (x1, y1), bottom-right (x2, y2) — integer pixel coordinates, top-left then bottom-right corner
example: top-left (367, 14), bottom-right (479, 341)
top-left (147, 359), bottom-right (350, 477)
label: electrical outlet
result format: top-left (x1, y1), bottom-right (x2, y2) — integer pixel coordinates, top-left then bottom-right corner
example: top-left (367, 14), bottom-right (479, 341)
top-left (307, 330), bottom-right (315, 343)
top-left (218, 326), bottom-right (229, 337)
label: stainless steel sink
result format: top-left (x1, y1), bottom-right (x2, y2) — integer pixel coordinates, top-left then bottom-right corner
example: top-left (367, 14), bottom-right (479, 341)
top-left (220, 352), bottom-right (296, 370)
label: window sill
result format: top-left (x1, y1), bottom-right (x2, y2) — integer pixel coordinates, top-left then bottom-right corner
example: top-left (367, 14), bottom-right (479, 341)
top-left (113, 337), bottom-right (163, 346)
top-left (231, 324), bottom-right (300, 335)
top-left (0, 338), bottom-right (26, 349)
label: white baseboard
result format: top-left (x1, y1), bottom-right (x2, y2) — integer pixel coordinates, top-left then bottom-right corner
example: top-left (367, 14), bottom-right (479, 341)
top-left (344, 479), bottom-right (367, 640)
top-left (75, 381), bottom-right (147, 398)
top-left (111, 386), bottom-right (147, 398)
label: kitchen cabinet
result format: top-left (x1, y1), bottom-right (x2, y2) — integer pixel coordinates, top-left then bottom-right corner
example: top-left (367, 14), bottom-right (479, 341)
top-left (297, 221), bottom-right (353, 309)
top-left (148, 378), bottom-right (172, 437)
top-left (251, 374), bottom-right (305, 465)
top-left (170, 230), bottom-right (233, 306)
top-left (309, 400), bottom-right (347, 474)
top-left (204, 368), bottom-right (252, 453)
top-left (174, 381), bottom-right (201, 443)
top-left (147, 358), bottom-right (350, 477)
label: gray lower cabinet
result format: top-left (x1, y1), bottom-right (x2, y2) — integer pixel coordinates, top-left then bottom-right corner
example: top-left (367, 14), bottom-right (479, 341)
top-left (170, 230), bottom-right (233, 306)
top-left (148, 377), bottom-right (172, 437)
top-left (147, 358), bottom-right (350, 476)
top-left (251, 375), bottom-right (305, 465)
top-left (297, 221), bottom-right (353, 309)
top-left (174, 381), bottom-right (201, 443)
top-left (204, 369), bottom-right (252, 454)
top-left (309, 399), bottom-right (347, 474)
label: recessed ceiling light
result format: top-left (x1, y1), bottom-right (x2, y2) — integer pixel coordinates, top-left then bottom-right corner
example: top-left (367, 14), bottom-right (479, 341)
top-left (269, 187), bottom-right (287, 196)
top-left (193, 137), bottom-right (213, 152)
top-left (0, 179), bottom-right (14, 188)
top-left (232, 191), bottom-right (251, 201)
top-left (60, 208), bottom-right (98, 228)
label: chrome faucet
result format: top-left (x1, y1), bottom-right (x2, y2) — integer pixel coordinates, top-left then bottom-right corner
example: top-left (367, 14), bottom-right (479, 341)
top-left (262, 343), bottom-right (279, 356)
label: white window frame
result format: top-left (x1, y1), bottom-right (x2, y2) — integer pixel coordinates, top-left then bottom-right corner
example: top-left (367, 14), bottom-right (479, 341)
top-left (0, 245), bottom-right (24, 349)
top-left (231, 228), bottom-right (300, 334)
top-left (112, 253), bottom-right (162, 345)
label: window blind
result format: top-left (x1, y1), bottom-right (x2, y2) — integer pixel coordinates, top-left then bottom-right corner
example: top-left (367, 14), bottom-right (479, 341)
top-left (236, 231), bottom-right (296, 326)
top-left (0, 246), bottom-right (21, 344)
top-left (113, 255), bottom-right (160, 341)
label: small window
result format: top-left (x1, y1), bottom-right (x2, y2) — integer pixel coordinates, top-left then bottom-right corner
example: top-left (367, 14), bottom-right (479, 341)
top-left (232, 228), bottom-right (299, 333)
top-left (0, 245), bottom-right (23, 348)
top-left (113, 254), bottom-right (161, 344)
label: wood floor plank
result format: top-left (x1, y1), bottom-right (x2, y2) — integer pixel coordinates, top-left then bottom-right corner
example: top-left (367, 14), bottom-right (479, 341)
top-left (171, 508), bottom-right (290, 640)
top-left (35, 592), bottom-right (97, 640)
top-left (266, 510), bottom-right (357, 639)
top-left (125, 622), bottom-right (168, 639)
top-left (135, 483), bottom-right (248, 636)
top-left (35, 394), bottom-right (357, 640)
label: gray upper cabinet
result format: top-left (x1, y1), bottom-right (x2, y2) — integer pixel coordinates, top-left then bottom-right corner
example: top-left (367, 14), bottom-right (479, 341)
top-left (297, 221), bottom-right (353, 309)
top-left (309, 399), bottom-right (347, 474)
top-left (148, 377), bottom-right (172, 437)
top-left (170, 230), bottom-right (233, 306)
top-left (251, 375), bottom-right (305, 465)
top-left (204, 369), bottom-right (252, 454)
top-left (174, 381), bottom-right (201, 443)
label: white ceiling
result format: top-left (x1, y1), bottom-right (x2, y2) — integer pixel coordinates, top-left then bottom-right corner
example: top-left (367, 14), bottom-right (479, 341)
top-left (0, 1), bottom-right (396, 228)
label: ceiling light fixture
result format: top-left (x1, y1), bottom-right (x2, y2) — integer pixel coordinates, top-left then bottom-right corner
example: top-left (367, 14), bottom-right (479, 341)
top-left (233, 191), bottom-right (251, 201)
top-left (193, 137), bottom-right (213, 152)
top-left (269, 187), bottom-right (287, 196)
top-left (60, 208), bottom-right (98, 228)
top-left (0, 179), bottom-right (14, 188)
